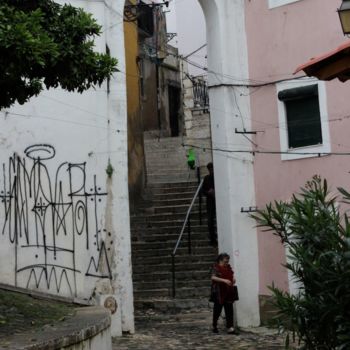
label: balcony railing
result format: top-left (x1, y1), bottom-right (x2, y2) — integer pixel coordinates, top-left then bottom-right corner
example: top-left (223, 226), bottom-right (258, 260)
top-left (192, 78), bottom-right (209, 109)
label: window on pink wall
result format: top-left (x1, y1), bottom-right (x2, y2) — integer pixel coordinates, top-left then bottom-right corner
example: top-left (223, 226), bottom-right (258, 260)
top-left (278, 84), bottom-right (322, 149)
top-left (276, 79), bottom-right (331, 161)
top-left (268, 0), bottom-right (302, 9)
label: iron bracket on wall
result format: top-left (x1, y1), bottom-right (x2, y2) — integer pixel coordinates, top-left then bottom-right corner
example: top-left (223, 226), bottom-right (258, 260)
top-left (241, 206), bottom-right (259, 213)
top-left (235, 128), bottom-right (258, 135)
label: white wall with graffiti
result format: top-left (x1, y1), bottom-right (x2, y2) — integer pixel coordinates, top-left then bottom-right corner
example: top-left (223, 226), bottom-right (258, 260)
top-left (0, 0), bottom-right (134, 337)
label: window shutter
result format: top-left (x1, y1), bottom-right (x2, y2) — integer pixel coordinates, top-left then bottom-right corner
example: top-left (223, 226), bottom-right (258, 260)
top-left (278, 85), bottom-right (322, 149)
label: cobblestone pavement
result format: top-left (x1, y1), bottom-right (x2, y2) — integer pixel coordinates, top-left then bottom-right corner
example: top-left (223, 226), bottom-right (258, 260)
top-left (113, 310), bottom-right (291, 350)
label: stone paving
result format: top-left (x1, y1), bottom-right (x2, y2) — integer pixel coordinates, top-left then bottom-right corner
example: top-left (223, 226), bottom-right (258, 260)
top-left (113, 310), bottom-right (293, 350)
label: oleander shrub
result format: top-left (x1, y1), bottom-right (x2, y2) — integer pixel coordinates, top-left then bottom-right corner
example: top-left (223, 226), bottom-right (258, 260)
top-left (251, 176), bottom-right (350, 349)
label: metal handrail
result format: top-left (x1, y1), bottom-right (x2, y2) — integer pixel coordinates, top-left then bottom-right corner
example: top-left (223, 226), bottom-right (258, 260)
top-left (171, 178), bottom-right (204, 298)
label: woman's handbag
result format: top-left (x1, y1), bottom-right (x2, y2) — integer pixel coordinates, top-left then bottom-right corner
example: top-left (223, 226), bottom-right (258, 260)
top-left (209, 284), bottom-right (218, 302)
top-left (232, 285), bottom-right (239, 301)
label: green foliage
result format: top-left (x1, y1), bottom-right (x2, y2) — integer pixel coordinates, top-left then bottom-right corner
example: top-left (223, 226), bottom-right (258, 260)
top-left (251, 176), bottom-right (350, 349)
top-left (0, 0), bottom-right (118, 109)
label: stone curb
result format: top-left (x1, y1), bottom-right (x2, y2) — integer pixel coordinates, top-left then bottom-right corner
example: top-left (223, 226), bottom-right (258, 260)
top-left (0, 306), bottom-right (111, 350)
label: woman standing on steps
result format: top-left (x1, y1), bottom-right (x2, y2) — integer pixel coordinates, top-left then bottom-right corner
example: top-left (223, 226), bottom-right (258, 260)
top-left (210, 253), bottom-right (237, 334)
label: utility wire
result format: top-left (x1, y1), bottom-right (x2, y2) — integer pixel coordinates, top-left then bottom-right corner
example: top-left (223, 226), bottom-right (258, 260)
top-left (182, 143), bottom-right (350, 157)
top-left (3, 111), bottom-right (124, 133)
top-left (184, 44), bottom-right (207, 59)
top-left (102, 5), bottom-right (307, 87)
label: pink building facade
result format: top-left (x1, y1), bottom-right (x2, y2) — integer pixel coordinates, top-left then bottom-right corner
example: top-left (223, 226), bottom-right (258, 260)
top-left (245, 0), bottom-right (350, 297)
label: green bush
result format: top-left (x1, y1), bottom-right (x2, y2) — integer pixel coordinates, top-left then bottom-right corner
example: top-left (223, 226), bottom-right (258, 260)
top-left (251, 176), bottom-right (350, 349)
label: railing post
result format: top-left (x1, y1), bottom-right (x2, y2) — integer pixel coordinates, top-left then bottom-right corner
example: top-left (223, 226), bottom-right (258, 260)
top-left (197, 167), bottom-right (202, 225)
top-left (199, 192), bottom-right (202, 226)
top-left (187, 215), bottom-right (192, 255)
top-left (171, 254), bottom-right (176, 298)
top-left (196, 166), bottom-right (201, 184)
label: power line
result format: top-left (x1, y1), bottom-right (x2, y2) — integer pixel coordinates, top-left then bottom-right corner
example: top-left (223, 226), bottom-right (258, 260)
top-left (184, 44), bottom-right (207, 59)
top-left (3, 111), bottom-right (124, 133)
top-left (182, 143), bottom-right (350, 157)
top-left (102, 3), bottom-right (306, 87)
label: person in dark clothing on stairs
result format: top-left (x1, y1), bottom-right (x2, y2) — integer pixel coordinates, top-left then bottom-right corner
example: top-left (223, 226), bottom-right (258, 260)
top-left (210, 253), bottom-right (237, 334)
top-left (202, 162), bottom-right (217, 245)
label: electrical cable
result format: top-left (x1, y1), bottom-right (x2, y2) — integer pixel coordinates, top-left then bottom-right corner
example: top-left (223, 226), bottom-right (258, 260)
top-left (182, 143), bottom-right (350, 157)
top-left (2, 111), bottom-right (124, 133)
top-left (101, 3), bottom-right (308, 87)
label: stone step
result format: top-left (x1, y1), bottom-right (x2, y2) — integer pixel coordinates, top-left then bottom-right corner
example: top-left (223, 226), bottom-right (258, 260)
top-left (147, 175), bottom-right (197, 183)
top-left (134, 286), bottom-right (209, 299)
top-left (145, 160), bottom-right (188, 169)
top-left (131, 223), bottom-right (207, 232)
top-left (147, 173), bottom-right (196, 180)
top-left (131, 232), bottom-right (208, 244)
top-left (144, 140), bottom-right (185, 148)
top-left (144, 137), bottom-right (184, 146)
top-left (150, 203), bottom-right (203, 215)
top-left (131, 211), bottom-right (204, 222)
top-left (146, 168), bottom-right (196, 175)
top-left (132, 246), bottom-right (214, 257)
top-left (149, 198), bottom-right (196, 206)
top-left (145, 149), bottom-right (186, 156)
top-left (131, 221), bottom-right (207, 230)
top-left (133, 298), bottom-right (209, 313)
top-left (152, 191), bottom-right (199, 200)
top-left (146, 165), bottom-right (194, 173)
top-left (132, 260), bottom-right (214, 273)
top-left (131, 225), bottom-right (208, 242)
top-left (147, 184), bottom-right (197, 191)
top-left (132, 270), bottom-right (211, 282)
top-left (145, 148), bottom-right (187, 156)
top-left (134, 279), bottom-right (210, 292)
top-left (147, 181), bottom-right (197, 189)
top-left (145, 166), bottom-right (197, 172)
top-left (132, 253), bottom-right (216, 266)
top-left (131, 239), bottom-right (212, 250)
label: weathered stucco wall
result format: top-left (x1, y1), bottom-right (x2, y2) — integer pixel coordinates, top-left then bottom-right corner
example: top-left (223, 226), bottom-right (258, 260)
top-left (0, 0), bottom-right (134, 336)
top-left (141, 45), bottom-right (182, 138)
top-left (124, 2), bottom-right (146, 213)
top-left (245, 0), bottom-right (350, 296)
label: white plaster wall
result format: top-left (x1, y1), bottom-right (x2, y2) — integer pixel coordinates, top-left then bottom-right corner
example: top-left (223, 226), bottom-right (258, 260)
top-left (0, 0), bottom-right (134, 336)
top-left (199, 0), bottom-right (260, 327)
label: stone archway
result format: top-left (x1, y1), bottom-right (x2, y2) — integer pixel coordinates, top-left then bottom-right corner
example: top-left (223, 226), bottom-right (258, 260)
top-left (197, 0), bottom-right (260, 327)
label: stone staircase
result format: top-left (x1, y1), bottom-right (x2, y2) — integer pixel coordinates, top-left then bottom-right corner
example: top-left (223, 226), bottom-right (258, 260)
top-left (130, 137), bottom-right (217, 313)
top-left (144, 137), bottom-right (197, 183)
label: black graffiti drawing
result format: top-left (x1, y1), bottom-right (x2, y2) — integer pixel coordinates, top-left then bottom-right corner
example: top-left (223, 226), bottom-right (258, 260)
top-left (0, 144), bottom-right (112, 297)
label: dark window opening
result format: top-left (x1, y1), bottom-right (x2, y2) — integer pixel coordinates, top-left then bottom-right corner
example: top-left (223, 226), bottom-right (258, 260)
top-left (278, 84), bottom-right (322, 149)
top-left (168, 85), bottom-right (180, 137)
top-left (138, 2), bottom-right (154, 37)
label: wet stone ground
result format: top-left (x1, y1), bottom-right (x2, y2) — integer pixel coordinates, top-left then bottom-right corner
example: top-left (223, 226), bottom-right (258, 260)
top-left (113, 310), bottom-right (293, 350)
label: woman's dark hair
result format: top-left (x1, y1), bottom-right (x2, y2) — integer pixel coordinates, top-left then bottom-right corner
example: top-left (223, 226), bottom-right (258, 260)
top-left (216, 253), bottom-right (230, 263)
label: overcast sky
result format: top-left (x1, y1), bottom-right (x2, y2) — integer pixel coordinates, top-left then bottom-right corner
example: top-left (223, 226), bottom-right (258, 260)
top-left (165, 0), bottom-right (207, 76)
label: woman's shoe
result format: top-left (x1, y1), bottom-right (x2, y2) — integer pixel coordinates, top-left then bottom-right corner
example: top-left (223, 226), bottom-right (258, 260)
top-left (227, 327), bottom-right (235, 334)
top-left (212, 327), bottom-right (219, 334)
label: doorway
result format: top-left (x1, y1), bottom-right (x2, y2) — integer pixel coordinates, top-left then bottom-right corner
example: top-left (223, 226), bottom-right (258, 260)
top-left (168, 85), bottom-right (181, 137)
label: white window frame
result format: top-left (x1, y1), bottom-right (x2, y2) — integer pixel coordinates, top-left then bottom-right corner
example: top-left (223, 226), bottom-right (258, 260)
top-left (268, 0), bottom-right (302, 9)
top-left (276, 78), bottom-right (331, 161)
